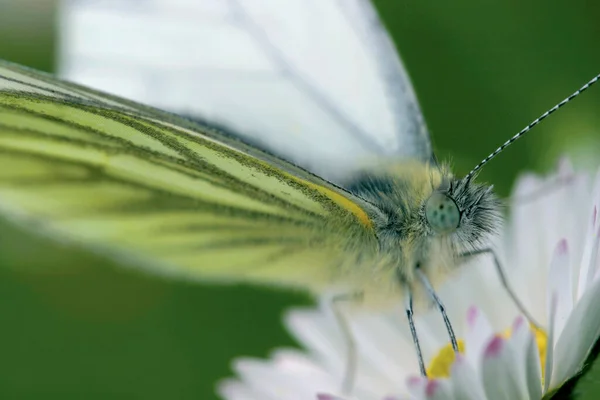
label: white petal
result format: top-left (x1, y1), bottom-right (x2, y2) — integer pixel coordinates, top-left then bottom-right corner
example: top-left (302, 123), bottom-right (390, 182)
top-left (423, 380), bottom-right (453, 400)
top-left (577, 207), bottom-right (600, 299)
top-left (507, 173), bottom-right (551, 323)
top-left (577, 169), bottom-right (599, 280)
top-left (439, 257), bottom-right (517, 336)
top-left (508, 316), bottom-right (542, 399)
top-left (510, 164), bottom-right (590, 322)
top-left (449, 355), bottom-right (487, 400)
top-left (349, 311), bottom-right (418, 392)
top-left (544, 293), bottom-right (557, 393)
top-left (406, 376), bottom-right (427, 398)
top-left (548, 239), bottom-right (573, 344)
top-left (464, 306), bottom-right (493, 367)
top-left (233, 356), bottom-right (337, 400)
top-left (550, 274), bottom-right (600, 388)
top-left (406, 377), bottom-right (451, 400)
top-left (316, 394), bottom-right (348, 400)
top-left (285, 307), bottom-right (346, 376)
top-left (480, 336), bottom-right (526, 400)
top-left (218, 379), bottom-right (263, 400)
top-left (270, 349), bottom-right (329, 375)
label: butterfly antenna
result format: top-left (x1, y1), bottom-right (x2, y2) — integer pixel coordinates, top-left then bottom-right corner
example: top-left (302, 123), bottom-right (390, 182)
top-left (464, 72), bottom-right (600, 181)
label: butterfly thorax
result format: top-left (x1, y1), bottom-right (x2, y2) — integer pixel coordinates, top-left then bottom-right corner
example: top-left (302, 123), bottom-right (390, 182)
top-left (340, 161), bottom-right (501, 305)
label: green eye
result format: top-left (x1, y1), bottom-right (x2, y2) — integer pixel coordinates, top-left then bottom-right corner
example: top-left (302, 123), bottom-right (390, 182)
top-left (425, 192), bottom-right (460, 233)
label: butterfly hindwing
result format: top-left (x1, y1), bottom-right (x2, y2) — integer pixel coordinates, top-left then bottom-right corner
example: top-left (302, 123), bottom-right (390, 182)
top-left (59, 0), bottom-right (433, 183)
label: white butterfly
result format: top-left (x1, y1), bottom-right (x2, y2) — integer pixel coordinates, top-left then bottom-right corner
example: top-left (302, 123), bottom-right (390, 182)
top-left (3, 0), bottom-right (593, 389)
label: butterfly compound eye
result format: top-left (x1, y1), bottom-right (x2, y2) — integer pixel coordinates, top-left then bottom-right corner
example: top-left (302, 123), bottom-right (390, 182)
top-left (425, 192), bottom-right (460, 233)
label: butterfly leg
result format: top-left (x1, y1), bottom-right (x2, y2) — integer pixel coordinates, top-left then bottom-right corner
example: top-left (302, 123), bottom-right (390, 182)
top-left (460, 248), bottom-right (542, 329)
top-left (416, 269), bottom-right (459, 353)
top-left (331, 292), bottom-right (363, 394)
top-left (405, 289), bottom-right (427, 376)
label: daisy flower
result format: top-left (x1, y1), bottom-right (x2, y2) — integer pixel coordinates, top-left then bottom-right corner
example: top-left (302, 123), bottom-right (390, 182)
top-left (218, 160), bottom-right (600, 400)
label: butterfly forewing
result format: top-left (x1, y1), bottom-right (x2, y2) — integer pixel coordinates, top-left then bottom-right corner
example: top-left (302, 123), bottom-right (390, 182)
top-left (0, 61), bottom-right (376, 290)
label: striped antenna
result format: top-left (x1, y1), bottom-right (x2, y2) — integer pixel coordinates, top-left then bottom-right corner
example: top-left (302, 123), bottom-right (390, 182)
top-left (464, 72), bottom-right (600, 181)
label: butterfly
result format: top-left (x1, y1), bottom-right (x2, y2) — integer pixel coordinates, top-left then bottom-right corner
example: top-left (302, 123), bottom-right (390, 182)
top-left (1, 0), bottom-right (598, 385)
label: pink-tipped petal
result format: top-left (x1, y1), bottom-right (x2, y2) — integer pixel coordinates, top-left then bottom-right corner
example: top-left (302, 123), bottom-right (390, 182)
top-left (466, 306), bottom-right (478, 328)
top-left (591, 169), bottom-right (600, 229)
top-left (407, 376), bottom-right (426, 389)
top-left (484, 336), bottom-right (504, 358)
top-left (577, 218), bottom-right (600, 299)
top-left (544, 294), bottom-right (558, 392)
top-left (465, 306), bottom-right (493, 367)
top-left (548, 239), bottom-right (573, 344)
top-left (406, 377), bottom-right (451, 400)
top-left (424, 379), bottom-right (452, 400)
top-left (450, 354), bottom-right (486, 400)
top-left (317, 394), bottom-right (345, 400)
top-left (425, 380), bottom-right (439, 397)
top-left (481, 336), bottom-right (528, 400)
top-left (550, 276), bottom-right (600, 389)
top-left (512, 315), bottom-right (526, 332)
top-left (407, 375), bottom-right (424, 386)
top-left (580, 170), bottom-right (600, 293)
top-left (592, 226), bottom-right (600, 283)
top-left (406, 375), bottom-right (427, 398)
top-left (509, 316), bottom-right (543, 399)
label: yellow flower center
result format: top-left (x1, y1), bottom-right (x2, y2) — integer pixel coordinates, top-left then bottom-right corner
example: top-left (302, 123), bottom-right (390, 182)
top-left (426, 325), bottom-right (547, 381)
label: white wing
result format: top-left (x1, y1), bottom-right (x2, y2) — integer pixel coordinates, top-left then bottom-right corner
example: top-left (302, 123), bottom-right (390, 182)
top-left (58, 0), bottom-right (432, 182)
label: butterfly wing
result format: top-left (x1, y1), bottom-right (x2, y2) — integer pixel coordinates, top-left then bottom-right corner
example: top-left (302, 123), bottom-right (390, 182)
top-left (59, 0), bottom-right (432, 183)
top-left (0, 60), bottom-right (378, 291)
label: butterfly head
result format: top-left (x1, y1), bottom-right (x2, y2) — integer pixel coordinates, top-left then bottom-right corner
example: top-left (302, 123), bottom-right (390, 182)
top-left (347, 163), bottom-right (501, 258)
top-left (423, 177), bottom-right (501, 252)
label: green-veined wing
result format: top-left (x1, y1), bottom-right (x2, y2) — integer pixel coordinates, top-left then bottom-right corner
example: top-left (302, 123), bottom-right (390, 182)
top-left (0, 60), bottom-right (378, 292)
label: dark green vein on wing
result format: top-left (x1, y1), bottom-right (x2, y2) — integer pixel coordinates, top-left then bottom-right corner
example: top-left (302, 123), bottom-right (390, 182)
top-left (0, 92), bottom-right (333, 219)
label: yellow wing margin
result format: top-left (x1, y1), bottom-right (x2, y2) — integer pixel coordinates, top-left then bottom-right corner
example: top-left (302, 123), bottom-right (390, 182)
top-left (0, 60), bottom-right (377, 291)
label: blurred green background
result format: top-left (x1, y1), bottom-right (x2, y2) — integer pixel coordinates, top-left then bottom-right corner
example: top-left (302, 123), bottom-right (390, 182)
top-left (0, 0), bottom-right (599, 398)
